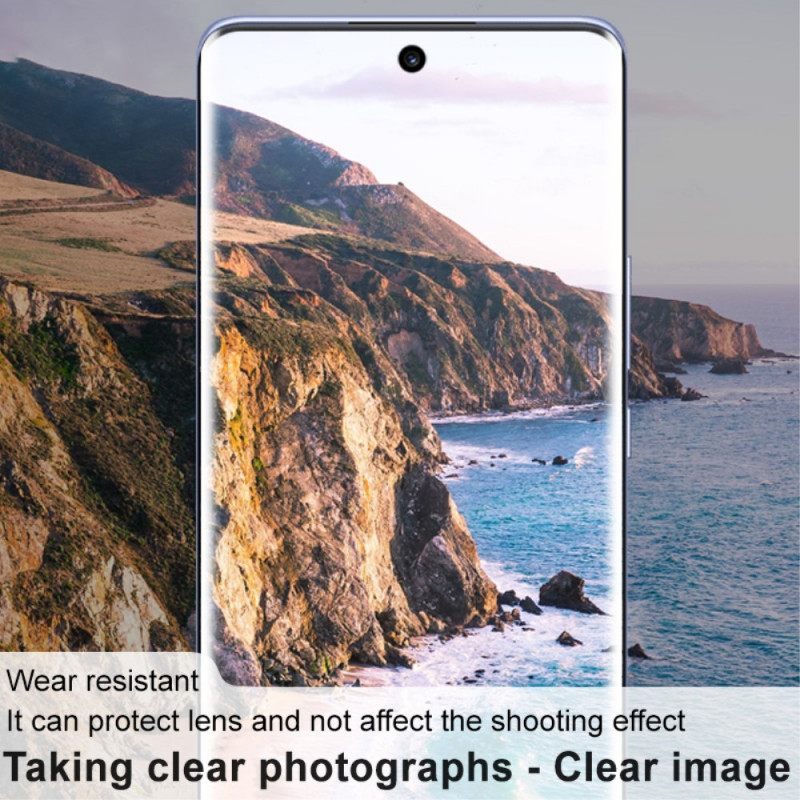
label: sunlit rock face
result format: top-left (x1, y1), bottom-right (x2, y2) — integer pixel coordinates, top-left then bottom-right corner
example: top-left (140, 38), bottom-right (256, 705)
top-left (210, 281), bottom-right (497, 685)
top-left (0, 279), bottom-right (193, 652)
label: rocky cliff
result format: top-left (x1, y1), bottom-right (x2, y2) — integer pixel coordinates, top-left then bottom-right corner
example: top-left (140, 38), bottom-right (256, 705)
top-left (210, 276), bottom-right (496, 684)
top-left (0, 61), bottom-right (779, 676)
top-left (0, 230), bottom-right (772, 669)
top-left (206, 230), bottom-right (622, 684)
top-left (632, 295), bottom-right (773, 368)
top-left (215, 234), bottom-right (611, 414)
top-left (0, 279), bottom-right (194, 651)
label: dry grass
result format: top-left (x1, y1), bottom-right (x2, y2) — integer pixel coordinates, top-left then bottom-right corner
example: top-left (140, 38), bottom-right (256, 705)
top-left (214, 210), bottom-right (316, 245)
top-left (0, 169), bottom-right (99, 202)
top-left (0, 171), bottom-right (321, 296)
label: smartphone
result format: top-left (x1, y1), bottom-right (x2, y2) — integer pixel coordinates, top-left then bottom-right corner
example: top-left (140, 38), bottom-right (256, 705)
top-left (198, 18), bottom-right (626, 689)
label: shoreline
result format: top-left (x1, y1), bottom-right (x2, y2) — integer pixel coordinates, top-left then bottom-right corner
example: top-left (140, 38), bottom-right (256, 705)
top-left (429, 401), bottom-right (605, 426)
top-left (429, 354), bottom-right (798, 424)
top-left (341, 558), bottom-right (614, 688)
top-left (342, 406), bottom-right (614, 688)
top-left (341, 358), bottom-right (795, 688)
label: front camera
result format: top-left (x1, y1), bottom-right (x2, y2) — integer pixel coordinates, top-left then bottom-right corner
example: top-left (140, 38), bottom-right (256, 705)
top-left (398, 45), bottom-right (426, 73)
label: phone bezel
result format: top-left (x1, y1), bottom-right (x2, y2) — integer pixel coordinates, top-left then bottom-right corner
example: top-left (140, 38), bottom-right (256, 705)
top-left (195, 16), bottom-right (629, 687)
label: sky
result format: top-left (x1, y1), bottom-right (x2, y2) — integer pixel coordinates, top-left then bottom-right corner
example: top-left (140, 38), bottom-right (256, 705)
top-left (0, 0), bottom-right (797, 292)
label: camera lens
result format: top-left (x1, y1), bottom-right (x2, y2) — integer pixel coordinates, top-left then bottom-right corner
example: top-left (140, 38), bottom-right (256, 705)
top-left (398, 45), bottom-right (426, 73)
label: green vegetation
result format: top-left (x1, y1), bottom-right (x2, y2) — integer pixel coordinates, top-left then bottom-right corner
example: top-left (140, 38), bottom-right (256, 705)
top-left (273, 202), bottom-right (340, 230)
top-left (156, 241), bottom-right (195, 271)
top-left (60, 382), bottom-right (195, 623)
top-left (24, 418), bottom-right (52, 460)
top-left (403, 352), bottom-right (432, 389)
top-left (0, 317), bottom-right (80, 390)
top-left (52, 236), bottom-right (122, 252)
top-left (315, 379), bottom-right (340, 399)
top-left (564, 347), bottom-right (589, 392)
top-left (229, 405), bottom-right (246, 449)
top-left (310, 653), bottom-right (334, 677)
top-left (235, 315), bottom-right (359, 370)
top-left (13, 528), bottom-right (83, 624)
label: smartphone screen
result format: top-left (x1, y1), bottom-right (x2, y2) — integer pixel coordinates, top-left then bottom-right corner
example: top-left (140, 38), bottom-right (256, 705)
top-left (199, 22), bottom-right (625, 689)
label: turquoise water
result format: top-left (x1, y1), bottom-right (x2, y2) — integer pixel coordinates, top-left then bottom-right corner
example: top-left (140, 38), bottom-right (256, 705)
top-left (432, 357), bottom-right (799, 687)
top-left (354, 406), bottom-right (617, 687)
top-left (430, 406), bottom-right (616, 687)
top-left (437, 408), bottom-right (613, 601)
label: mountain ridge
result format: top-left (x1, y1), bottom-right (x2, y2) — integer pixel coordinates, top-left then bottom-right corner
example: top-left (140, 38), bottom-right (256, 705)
top-left (0, 122), bottom-right (137, 198)
top-left (0, 58), bottom-right (500, 263)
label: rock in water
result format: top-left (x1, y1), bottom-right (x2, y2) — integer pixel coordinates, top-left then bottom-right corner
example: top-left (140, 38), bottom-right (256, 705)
top-left (709, 357), bottom-right (748, 374)
top-left (520, 596), bottom-right (543, 615)
top-left (627, 643), bottom-right (651, 659)
top-left (539, 570), bottom-right (605, 615)
top-left (552, 455), bottom-right (569, 465)
top-left (385, 644), bottom-right (415, 669)
top-left (628, 336), bottom-right (685, 400)
top-left (556, 631), bottom-right (583, 647)
top-left (680, 387), bottom-right (705, 401)
top-left (661, 376), bottom-right (685, 397)
top-left (531, 457), bottom-right (546, 465)
top-left (498, 589), bottom-right (520, 607)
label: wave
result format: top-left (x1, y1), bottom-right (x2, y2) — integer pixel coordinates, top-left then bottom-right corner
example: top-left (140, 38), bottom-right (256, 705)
top-left (348, 558), bottom-right (613, 687)
top-left (573, 446), bottom-right (595, 468)
top-left (431, 402), bottom-right (605, 425)
top-left (439, 442), bottom-right (534, 469)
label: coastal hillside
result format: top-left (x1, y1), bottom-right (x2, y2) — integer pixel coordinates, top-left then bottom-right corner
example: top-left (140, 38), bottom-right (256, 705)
top-left (632, 295), bottom-right (774, 368)
top-left (0, 59), bottom-right (499, 263)
top-left (0, 59), bottom-right (195, 197)
top-left (213, 105), bottom-right (500, 262)
top-left (0, 122), bottom-right (137, 197)
top-left (0, 278), bottom-right (193, 651)
top-left (211, 278), bottom-right (496, 684)
top-left (215, 235), bottom-right (610, 413)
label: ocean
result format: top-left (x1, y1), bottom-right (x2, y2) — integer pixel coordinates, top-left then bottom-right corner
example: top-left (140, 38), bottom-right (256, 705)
top-left (355, 283), bottom-right (798, 687)
top-left (627, 282), bottom-right (799, 686)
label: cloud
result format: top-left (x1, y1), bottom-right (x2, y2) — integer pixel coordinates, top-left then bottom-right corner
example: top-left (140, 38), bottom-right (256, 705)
top-left (271, 67), bottom-right (712, 118)
top-left (275, 68), bottom-right (611, 106)
top-left (629, 90), bottom-right (712, 116)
